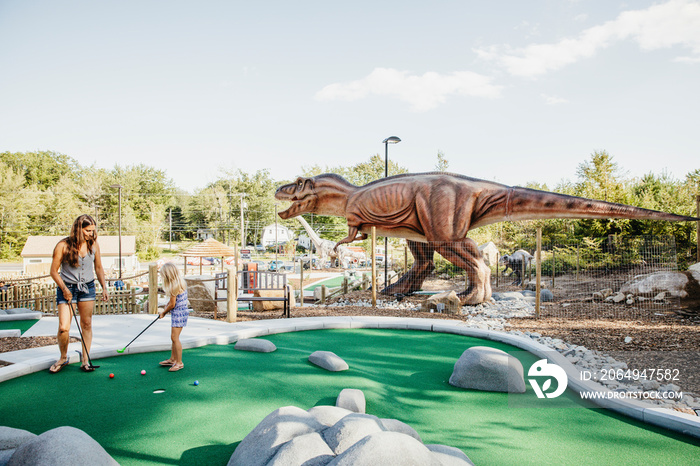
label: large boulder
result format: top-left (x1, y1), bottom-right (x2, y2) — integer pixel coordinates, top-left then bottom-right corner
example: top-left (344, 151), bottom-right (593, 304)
top-left (478, 241), bottom-right (500, 266)
top-left (252, 285), bottom-right (296, 311)
top-left (449, 346), bottom-right (526, 393)
top-left (8, 426), bottom-right (118, 466)
top-left (425, 291), bottom-right (462, 314)
top-left (184, 275), bottom-right (217, 313)
top-left (619, 272), bottom-right (690, 298)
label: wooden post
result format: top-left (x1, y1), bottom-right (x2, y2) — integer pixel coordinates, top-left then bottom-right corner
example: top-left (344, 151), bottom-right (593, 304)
top-left (536, 228), bottom-right (542, 319)
top-left (371, 226), bottom-right (377, 307)
top-left (226, 266), bottom-right (237, 323)
top-left (696, 195), bottom-right (700, 263)
top-left (183, 256), bottom-right (187, 276)
top-left (299, 260), bottom-right (304, 307)
top-left (404, 244), bottom-right (408, 276)
top-left (551, 249), bottom-right (556, 288)
top-left (343, 277), bottom-right (348, 294)
top-left (321, 285), bottom-right (327, 304)
top-left (148, 263), bottom-right (158, 314)
top-left (496, 252), bottom-right (499, 287)
top-left (576, 244), bottom-right (580, 282)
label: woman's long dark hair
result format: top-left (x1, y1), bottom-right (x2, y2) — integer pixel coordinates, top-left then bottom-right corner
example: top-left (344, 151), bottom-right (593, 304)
top-left (64, 214), bottom-right (97, 267)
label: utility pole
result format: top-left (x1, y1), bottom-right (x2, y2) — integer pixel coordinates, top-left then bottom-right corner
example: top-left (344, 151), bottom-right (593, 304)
top-left (240, 193), bottom-right (246, 249)
top-left (169, 208), bottom-right (172, 250)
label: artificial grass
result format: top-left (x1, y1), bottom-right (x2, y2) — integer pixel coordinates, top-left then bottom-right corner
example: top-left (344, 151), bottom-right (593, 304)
top-left (0, 319), bottom-right (39, 335)
top-left (303, 275), bottom-right (347, 291)
top-left (0, 329), bottom-right (698, 465)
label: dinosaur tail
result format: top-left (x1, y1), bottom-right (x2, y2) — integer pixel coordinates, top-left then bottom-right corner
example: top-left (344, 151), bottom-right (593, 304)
top-left (499, 187), bottom-right (698, 223)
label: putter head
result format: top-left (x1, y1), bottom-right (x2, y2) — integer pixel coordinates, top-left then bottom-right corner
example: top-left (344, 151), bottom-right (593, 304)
top-left (117, 348), bottom-right (125, 353)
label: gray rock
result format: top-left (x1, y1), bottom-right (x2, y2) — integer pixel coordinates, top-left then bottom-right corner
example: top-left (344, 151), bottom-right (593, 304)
top-left (620, 272), bottom-right (688, 298)
top-left (307, 406), bottom-right (353, 427)
top-left (379, 418), bottom-right (422, 443)
top-left (327, 431), bottom-right (441, 466)
top-left (234, 338), bottom-right (276, 353)
top-left (228, 406), bottom-right (325, 466)
top-left (336, 389), bottom-right (365, 414)
top-left (449, 346), bottom-right (526, 393)
top-left (309, 351), bottom-right (349, 372)
top-left (426, 444), bottom-right (474, 465)
top-left (0, 427), bottom-right (36, 450)
top-left (492, 292), bottom-right (525, 301)
top-left (322, 413), bottom-right (385, 455)
top-left (267, 432), bottom-right (335, 466)
top-left (540, 289), bottom-right (554, 302)
top-left (8, 426), bottom-right (118, 466)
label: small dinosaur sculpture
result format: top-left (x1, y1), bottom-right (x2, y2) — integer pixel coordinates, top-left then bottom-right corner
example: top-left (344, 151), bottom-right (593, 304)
top-left (275, 172), bottom-right (698, 304)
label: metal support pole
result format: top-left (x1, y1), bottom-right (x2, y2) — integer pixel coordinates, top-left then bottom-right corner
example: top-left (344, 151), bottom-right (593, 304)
top-left (371, 226), bottom-right (377, 307)
top-left (696, 195), bottom-right (700, 263)
top-left (536, 228), bottom-right (542, 319)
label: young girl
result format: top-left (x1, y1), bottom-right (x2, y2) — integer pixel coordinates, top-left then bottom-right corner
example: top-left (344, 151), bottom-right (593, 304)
top-left (158, 262), bottom-right (188, 372)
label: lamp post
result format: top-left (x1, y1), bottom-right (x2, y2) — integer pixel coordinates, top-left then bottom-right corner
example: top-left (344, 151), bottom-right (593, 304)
top-left (110, 184), bottom-right (123, 280)
top-left (238, 193), bottom-right (247, 250)
top-left (274, 204), bottom-right (279, 269)
top-left (382, 136), bottom-right (401, 290)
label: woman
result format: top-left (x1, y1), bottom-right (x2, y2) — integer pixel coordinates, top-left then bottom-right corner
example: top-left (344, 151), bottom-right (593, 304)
top-left (49, 214), bottom-right (109, 373)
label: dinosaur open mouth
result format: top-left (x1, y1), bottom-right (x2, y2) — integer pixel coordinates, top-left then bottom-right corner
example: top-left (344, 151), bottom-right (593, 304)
top-left (278, 197), bottom-right (315, 219)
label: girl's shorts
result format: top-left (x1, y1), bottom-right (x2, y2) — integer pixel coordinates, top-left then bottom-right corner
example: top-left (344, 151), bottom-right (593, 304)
top-left (171, 309), bottom-right (189, 328)
top-left (56, 281), bottom-right (96, 304)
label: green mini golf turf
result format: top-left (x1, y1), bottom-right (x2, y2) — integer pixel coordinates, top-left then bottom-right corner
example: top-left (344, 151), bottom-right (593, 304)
top-left (0, 319), bottom-right (39, 335)
top-left (0, 329), bottom-right (698, 466)
top-left (303, 275), bottom-right (346, 291)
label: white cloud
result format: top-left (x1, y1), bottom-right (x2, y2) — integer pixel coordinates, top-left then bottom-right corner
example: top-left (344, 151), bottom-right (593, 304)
top-left (475, 0), bottom-right (700, 77)
top-left (315, 68), bottom-right (502, 111)
top-left (541, 94), bottom-right (569, 105)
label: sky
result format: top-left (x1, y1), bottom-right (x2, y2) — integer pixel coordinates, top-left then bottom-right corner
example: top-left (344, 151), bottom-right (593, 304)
top-left (1, 0), bottom-right (699, 193)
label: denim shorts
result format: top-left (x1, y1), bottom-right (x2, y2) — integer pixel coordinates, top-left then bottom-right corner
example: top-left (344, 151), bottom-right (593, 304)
top-left (56, 281), bottom-right (96, 304)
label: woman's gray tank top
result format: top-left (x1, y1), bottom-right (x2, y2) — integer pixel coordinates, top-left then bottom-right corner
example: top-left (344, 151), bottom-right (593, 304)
top-left (60, 247), bottom-right (95, 292)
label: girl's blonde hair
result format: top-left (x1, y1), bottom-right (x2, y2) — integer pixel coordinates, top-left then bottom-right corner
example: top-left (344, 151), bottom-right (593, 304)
top-left (161, 262), bottom-right (187, 297)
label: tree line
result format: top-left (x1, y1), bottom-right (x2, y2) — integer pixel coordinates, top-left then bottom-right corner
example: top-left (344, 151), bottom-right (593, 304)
top-left (1, 150), bottom-right (698, 265)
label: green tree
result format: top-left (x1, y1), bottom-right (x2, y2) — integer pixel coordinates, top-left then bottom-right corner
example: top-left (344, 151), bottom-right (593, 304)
top-left (0, 151), bottom-right (80, 189)
top-left (435, 151), bottom-right (449, 172)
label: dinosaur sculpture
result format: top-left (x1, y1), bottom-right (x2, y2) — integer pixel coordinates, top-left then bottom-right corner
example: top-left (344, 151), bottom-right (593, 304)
top-left (295, 215), bottom-right (340, 267)
top-left (500, 249), bottom-right (534, 286)
top-left (275, 172), bottom-right (698, 304)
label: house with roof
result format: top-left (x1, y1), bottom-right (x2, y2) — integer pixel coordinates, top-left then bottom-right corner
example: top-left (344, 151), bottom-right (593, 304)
top-left (21, 236), bottom-right (139, 276)
top-left (261, 224), bottom-right (293, 248)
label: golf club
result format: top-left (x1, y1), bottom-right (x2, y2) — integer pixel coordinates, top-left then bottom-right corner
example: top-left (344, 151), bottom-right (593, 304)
top-left (69, 301), bottom-right (100, 370)
top-left (117, 315), bottom-right (161, 353)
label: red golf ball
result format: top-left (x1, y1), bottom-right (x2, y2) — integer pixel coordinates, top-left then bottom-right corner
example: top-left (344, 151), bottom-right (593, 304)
top-left (109, 373), bottom-right (114, 379)
top-left (141, 370), bottom-right (146, 375)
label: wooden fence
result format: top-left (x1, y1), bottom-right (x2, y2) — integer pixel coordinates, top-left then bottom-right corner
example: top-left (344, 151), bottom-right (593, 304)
top-left (0, 283), bottom-right (140, 315)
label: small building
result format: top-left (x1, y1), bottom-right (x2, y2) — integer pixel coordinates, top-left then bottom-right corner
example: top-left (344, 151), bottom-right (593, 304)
top-left (261, 224), bottom-right (293, 248)
top-left (298, 234), bottom-right (312, 250)
top-left (21, 236), bottom-right (138, 275)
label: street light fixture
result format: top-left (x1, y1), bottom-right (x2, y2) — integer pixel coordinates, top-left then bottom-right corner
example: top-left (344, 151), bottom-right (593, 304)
top-left (110, 184), bottom-right (123, 280)
top-left (382, 136), bottom-right (401, 290)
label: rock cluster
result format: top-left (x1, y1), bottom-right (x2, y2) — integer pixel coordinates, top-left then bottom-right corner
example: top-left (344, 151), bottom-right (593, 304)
top-left (228, 402), bottom-right (473, 465)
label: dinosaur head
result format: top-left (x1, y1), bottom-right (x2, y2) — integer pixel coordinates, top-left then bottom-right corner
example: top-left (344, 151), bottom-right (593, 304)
top-left (275, 177), bottom-right (318, 219)
top-left (275, 174), bottom-right (356, 219)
